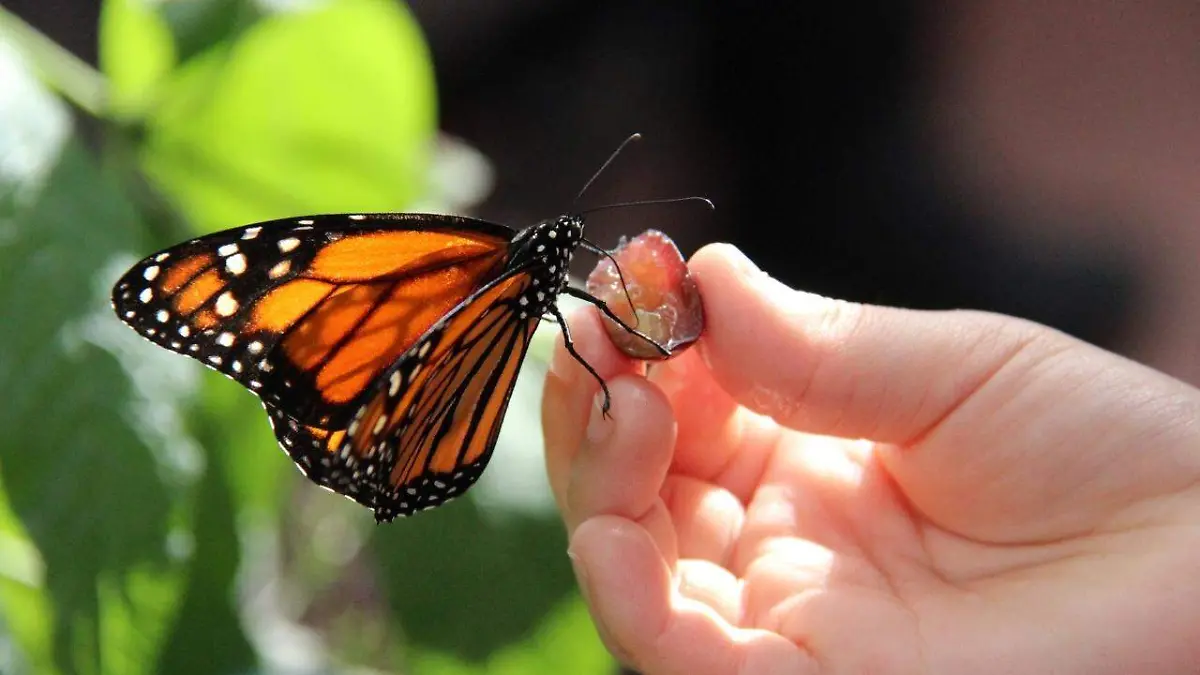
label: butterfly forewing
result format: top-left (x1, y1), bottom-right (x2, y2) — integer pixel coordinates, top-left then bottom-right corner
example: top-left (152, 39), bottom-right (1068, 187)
top-left (112, 213), bottom-right (514, 428)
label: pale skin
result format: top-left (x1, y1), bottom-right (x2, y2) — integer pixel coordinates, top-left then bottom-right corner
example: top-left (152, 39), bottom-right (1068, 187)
top-left (542, 244), bottom-right (1200, 675)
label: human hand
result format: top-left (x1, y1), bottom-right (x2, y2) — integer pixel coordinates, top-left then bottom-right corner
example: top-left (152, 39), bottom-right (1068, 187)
top-left (541, 244), bottom-right (1200, 674)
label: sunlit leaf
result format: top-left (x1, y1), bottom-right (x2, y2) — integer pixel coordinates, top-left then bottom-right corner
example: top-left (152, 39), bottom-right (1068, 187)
top-left (98, 0), bottom-right (177, 119)
top-left (141, 0), bottom-right (438, 234)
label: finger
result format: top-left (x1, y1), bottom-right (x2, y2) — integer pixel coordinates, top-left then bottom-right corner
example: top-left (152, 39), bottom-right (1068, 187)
top-left (730, 434), bottom-right (893, 571)
top-left (690, 243), bottom-right (1047, 445)
top-left (739, 537), bottom-right (835, 629)
top-left (543, 307), bottom-right (643, 516)
top-left (676, 558), bottom-right (742, 626)
top-left (564, 375), bottom-right (676, 535)
top-left (649, 349), bottom-right (783, 502)
top-left (570, 516), bottom-right (816, 675)
top-left (661, 475), bottom-right (745, 566)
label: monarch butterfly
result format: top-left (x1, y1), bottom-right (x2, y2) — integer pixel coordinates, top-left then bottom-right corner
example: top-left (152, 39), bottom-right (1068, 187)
top-left (111, 135), bottom-right (706, 522)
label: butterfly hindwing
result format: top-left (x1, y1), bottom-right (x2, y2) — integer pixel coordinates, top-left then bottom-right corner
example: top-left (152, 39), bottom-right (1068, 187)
top-left (293, 268), bottom-right (541, 521)
top-left (263, 402), bottom-right (383, 511)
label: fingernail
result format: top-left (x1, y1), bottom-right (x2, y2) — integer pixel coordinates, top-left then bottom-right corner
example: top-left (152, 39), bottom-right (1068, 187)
top-left (568, 547), bottom-right (591, 603)
top-left (586, 390), bottom-right (613, 445)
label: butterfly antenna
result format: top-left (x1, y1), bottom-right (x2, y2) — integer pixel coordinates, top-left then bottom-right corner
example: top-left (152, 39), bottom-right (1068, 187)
top-left (578, 196), bottom-right (714, 217)
top-left (573, 132), bottom-right (643, 208)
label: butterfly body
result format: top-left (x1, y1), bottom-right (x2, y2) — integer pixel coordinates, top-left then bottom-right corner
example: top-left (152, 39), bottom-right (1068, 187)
top-left (112, 211), bottom-right (608, 522)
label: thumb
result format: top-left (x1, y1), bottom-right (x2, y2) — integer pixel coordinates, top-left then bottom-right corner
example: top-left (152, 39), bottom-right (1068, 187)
top-left (690, 243), bottom-right (1046, 446)
top-left (690, 244), bottom-right (1200, 539)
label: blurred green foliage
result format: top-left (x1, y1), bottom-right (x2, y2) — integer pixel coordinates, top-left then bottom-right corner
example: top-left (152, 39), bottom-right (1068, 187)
top-left (0, 1), bottom-right (610, 673)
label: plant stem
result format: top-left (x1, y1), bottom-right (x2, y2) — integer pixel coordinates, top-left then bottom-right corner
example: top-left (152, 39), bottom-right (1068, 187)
top-left (0, 5), bottom-right (106, 116)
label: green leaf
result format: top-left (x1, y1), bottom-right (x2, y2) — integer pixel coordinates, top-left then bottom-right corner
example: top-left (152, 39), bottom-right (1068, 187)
top-left (141, 0), bottom-right (438, 234)
top-left (411, 595), bottom-right (613, 675)
top-left (195, 369), bottom-right (291, 520)
top-left (373, 503), bottom-right (577, 662)
top-left (98, 0), bottom-right (177, 119)
top-left (0, 486), bottom-right (56, 675)
top-left (154, 434), bottom-right (257, 675)
top-left (0, 135), bottom-right (194, 675)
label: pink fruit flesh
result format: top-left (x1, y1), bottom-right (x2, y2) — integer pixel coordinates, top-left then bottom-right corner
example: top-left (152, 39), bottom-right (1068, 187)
top-left (585, 230), bottom-right (704, 360)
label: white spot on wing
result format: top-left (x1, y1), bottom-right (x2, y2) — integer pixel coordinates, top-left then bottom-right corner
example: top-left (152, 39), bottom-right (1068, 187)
top-left (217, 243), bottom-right (239, 257)
top-left (139, 288), bottom-right (153, 303)
top-left (242, 226), bottom-right (262, 240)
top-left (225, 253), bottom-right (247, 275)
top-left (143, 266), bottom-right (160, 281)
top-left (277, 238), bottom-right (300, 253)
top-left (215, 292), bottom-right (238, 316)
top-left (216, 332), bottom-right (235, 347)
top-left (268, 260), bottom-right (291, 279)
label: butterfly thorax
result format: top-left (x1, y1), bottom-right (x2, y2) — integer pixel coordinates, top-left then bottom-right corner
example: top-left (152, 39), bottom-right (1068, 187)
top-left (506, 214), bottom-right (584, 320)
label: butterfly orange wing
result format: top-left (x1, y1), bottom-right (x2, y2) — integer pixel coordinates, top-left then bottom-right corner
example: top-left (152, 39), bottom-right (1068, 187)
top-left (112, 213), bottom-right (515, 427)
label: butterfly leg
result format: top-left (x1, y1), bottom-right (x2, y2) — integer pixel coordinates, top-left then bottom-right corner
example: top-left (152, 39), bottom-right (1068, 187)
top-left (563, 286), bottom-right (670, 358)
top-left (551, 306), bottom-right (614, 418)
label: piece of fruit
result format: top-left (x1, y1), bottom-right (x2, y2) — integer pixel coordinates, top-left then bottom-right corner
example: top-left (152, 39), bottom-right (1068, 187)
top-left (585, 230), bottom-right (704, 360)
